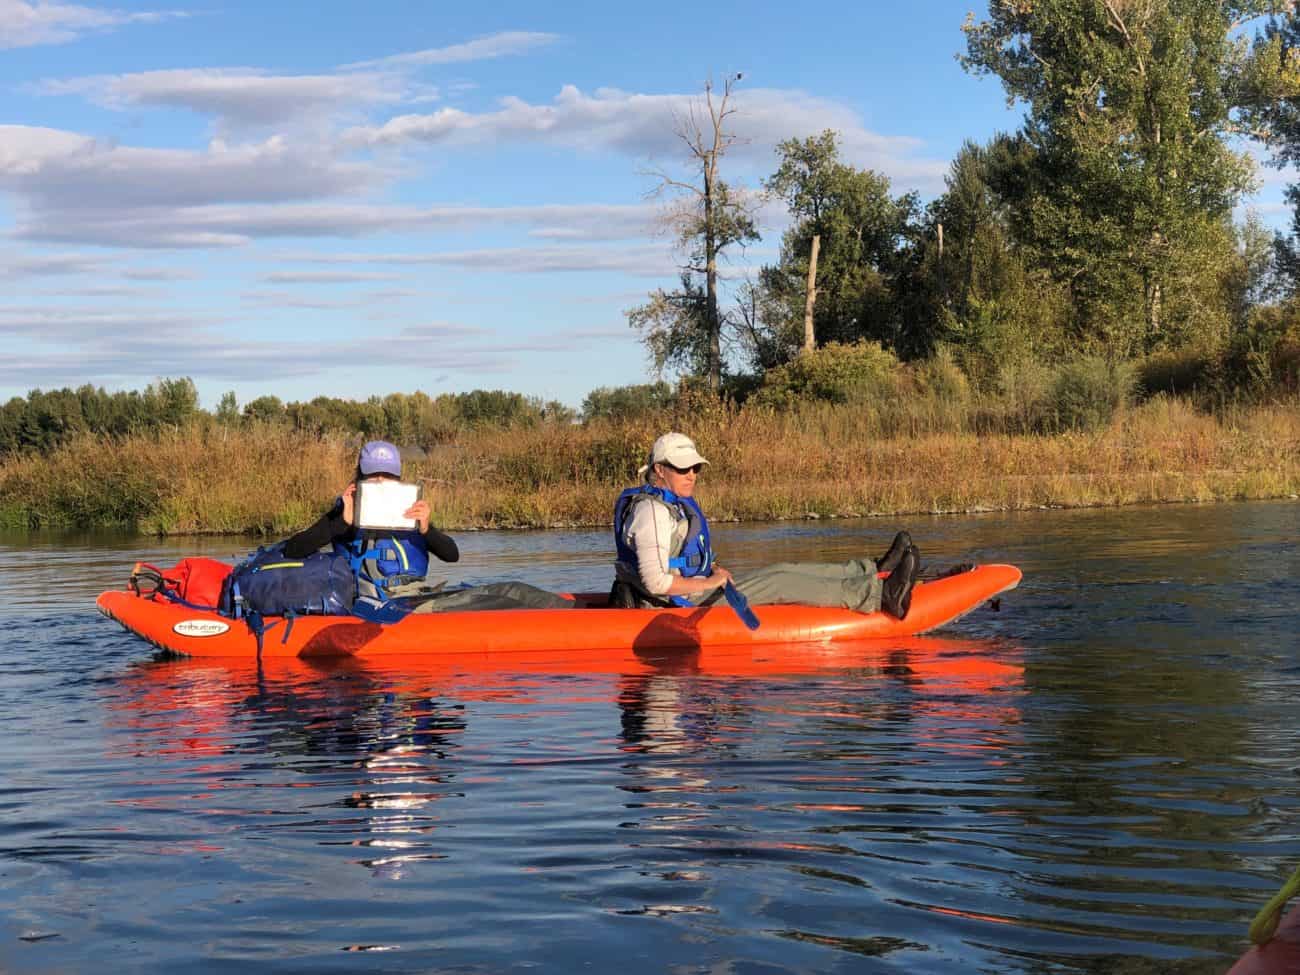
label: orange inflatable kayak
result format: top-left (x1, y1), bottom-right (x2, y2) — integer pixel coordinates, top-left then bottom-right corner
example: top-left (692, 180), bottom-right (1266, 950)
top-left (1227, 901), bottom-right (1300, 975)
top-left (96, 563), bottom-right (1022, 660)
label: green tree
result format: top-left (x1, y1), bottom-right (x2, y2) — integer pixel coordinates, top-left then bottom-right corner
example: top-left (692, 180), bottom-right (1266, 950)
top-left (1228, 211), bottom-right (1282, 326)
top-left (626, 273), bottom-right (711, 379)
top-left (0, 398), bottom-right (23, 455)
top-left (759, 131), bottom-right (920, 358)
top-left (144, 378), bottom-right (199, 427)
top-left (216, 391), bottom-right (240, 426)
top-left (450, 389), bottom-right (535, 426)
top-left (581, 381), bottom-right (674, 422)
top-left (899, 136), bottom-right (1071, 380)
top-left (962, 0), bottom-right (1277, 352)
top-left (243, 395), bottom-right (286, 424)
top-left (539, 400), bottom-right (576, 424)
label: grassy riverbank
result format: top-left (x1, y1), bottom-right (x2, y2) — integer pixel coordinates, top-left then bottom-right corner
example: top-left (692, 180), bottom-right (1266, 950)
top-left (1, 394), bottom-right (1296, 535)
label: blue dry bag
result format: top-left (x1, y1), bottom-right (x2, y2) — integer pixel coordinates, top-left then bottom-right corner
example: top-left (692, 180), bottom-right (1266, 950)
top-left (220, 543), bottom-right (357, 619)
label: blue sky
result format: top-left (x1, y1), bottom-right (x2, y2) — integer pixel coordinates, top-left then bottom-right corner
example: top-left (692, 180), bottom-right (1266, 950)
top-left (1, 0), bottom-right (1292, 410)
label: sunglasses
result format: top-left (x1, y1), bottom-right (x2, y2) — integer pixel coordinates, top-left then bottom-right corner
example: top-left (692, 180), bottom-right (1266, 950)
top-left (660, 461), bottom-right (704, 475)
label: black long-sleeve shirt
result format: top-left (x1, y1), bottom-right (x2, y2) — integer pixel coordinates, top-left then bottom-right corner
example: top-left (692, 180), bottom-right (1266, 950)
top-left (282, 497), bottom-right (459, 563)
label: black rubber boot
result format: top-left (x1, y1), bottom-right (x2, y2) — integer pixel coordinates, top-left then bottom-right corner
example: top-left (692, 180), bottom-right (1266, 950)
top-left (877, 530), bottom-right (913, 575)
top-left (880, 546), bottom-right (919, 619)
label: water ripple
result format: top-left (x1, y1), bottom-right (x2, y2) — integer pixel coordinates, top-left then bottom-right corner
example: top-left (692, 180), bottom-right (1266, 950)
top-left (2, 503), bottom-right (1298, 972)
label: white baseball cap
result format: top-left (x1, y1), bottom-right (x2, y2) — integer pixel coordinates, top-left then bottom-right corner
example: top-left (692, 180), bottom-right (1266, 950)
top-left (638, 432), bottom-right (710, 476)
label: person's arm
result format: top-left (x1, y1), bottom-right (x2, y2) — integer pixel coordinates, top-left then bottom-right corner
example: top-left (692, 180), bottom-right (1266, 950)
top-left (627, 504), bottom-right (731, 597)
top-left (282, 497), bottom-right (351, 558)
top-left (403, 498), bottom-right (458, 562)
top-left (663, 565), bottom-right (733, 596)
top-left (422, 524), bottom-right (459, 563)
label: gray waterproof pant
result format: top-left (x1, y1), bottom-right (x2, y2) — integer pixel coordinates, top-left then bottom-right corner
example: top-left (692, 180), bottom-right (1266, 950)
top-left (399, 581), bottom-right (575, 613)
top-left (694, 559), bottom-right (883, 613)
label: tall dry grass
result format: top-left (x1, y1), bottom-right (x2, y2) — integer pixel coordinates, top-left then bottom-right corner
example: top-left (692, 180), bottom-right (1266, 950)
top-left (1, 396), bottom-right (1297, 535)
top-left (0, 423), bottom-right (352, 534)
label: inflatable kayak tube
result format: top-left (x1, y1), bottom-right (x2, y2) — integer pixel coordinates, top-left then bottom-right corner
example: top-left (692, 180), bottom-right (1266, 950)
top-left (97, 563), bottom-right (1022, 660)
top-left (1227, 903), bottom-right (1300, 975)
top-left (119, 635), bottom-right (1025, 685)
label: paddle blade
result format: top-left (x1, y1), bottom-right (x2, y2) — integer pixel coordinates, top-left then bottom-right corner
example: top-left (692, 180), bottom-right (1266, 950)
top-left (350, 597), bottom-right (410, 624)
top-left (724, 581), bottom-right (760, 631)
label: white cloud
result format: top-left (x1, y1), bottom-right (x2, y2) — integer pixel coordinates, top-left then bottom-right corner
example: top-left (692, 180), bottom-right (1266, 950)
top-left (0, 304), bottom-right (517, 385)
top-left (0, 124), bottom-right (386, 245)
top-left (0, 126), bottom-right (377, 210)
top-left (14, 195), bottom-right (655, 248)
top-left (343, 31), bottom-right (560, 70)
top-left (240, 290), bottom-right (375, 310)
top-left (240, 288), bottom-right (422, 310)
top-left (372, 244), bottom-right (674, 275)
top-left (32, 284), bottom-right (156, 297)
top-left (1, 75), bottom-right (947, 252)
top-left (39, 68), bottom-right (405, 128)
top-left (1, 349), bottom-right (514, 385)
top-left (273, 242), bottom-right (675, 276)
top-left (0, 297), bottom-right (634, 390)
top-left (0, 305), bottom-right (219, 340)
top-left (0, 119), bottom-right (658, 248)
top-left (0, 0), bottom-right (183, 49)
top-left (365, 288), bottom-right (421, 300)
top-left (0, 249), bottom-right (108, 276)
top-left (0, 124), bottom-right (87, 173)
top-left (121, 266), bottom-right (197, 281)
top-left (261, 270), bottom-right (402, 284)
top-left (341, 84), bottom-right (947, 192)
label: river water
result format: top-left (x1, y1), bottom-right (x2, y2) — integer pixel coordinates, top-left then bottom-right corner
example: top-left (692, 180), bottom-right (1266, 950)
top-left (1, 501), bottom-right (1297, 973)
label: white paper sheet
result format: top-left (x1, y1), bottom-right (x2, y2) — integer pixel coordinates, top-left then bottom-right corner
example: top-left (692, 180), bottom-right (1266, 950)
top-left (355, 480), bottom-right (420, 530)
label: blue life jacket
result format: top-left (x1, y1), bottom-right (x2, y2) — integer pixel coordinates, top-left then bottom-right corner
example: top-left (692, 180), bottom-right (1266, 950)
top-left (336, 530), bottom-right (430, 594)
top-left (613, 485), bottom-right (713, 607)
top-left (220, 542), bottom-right (357, 620)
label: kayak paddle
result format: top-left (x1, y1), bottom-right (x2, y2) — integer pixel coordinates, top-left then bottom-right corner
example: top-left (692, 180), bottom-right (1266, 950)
top-left (724, 580), bottom-right (760, 631)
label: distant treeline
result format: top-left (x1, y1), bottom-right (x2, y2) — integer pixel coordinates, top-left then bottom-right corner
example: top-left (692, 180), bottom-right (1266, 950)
top-left (0, 376), bottom-right (708, 457)
top-left (0, 381), bottom-right (578, 458)
top-left (4, 324), bottom-right (1299, 463)
top-left (0, 379), bottom-right (205, 456)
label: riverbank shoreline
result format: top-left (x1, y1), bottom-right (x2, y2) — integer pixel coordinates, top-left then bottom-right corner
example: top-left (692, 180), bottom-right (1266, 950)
top-left (2, 397), bottom-right (1297, 536)
top-left (45, 490), bottom-right (1300, 540)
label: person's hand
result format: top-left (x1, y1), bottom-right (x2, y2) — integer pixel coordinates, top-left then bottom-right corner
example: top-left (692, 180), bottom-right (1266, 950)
top-left (709, 565), bottom-right (734, 588)
top-left (405, 499), bottom-right (431, 534)
top-left (340, 483), bottom-right (357, 526)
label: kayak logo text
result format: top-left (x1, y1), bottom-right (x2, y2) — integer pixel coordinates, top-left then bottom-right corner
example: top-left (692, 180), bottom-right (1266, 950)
top-left (173, 620), bottom-right (231, 638)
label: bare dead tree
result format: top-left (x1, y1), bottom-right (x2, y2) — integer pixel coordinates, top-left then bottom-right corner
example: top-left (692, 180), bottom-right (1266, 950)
top-left (802, 234), bottom-right (820, 352)
top-left (636, 74), bottom-right (758, 391)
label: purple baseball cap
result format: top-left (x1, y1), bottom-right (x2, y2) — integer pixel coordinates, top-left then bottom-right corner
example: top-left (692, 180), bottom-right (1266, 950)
top-left (357, 440), bottom-right (402, 477)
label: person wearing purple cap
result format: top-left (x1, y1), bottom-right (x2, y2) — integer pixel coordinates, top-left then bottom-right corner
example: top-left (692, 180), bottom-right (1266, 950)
top-left (283, 440), bottom-right (574, 613)
top-left (357, 439), bottom-right (403, 478)
top-left (283, 439), bottom-right (456, 580)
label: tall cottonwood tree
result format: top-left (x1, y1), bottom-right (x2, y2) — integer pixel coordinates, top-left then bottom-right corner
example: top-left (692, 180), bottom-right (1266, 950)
top-left (897, 136), bottom-right (1069, 378)
top-left (759, 131), bottom-right (919, 359)
top-left (962, 0), bottom-right (1281, 352)
top-left (627, 76), bottom-right (758, 390)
